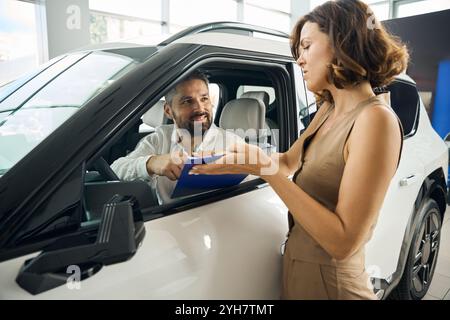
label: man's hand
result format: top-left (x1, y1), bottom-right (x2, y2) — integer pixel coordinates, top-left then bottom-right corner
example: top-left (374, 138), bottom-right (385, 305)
top-left (146, 151), bottom-right (187, 181)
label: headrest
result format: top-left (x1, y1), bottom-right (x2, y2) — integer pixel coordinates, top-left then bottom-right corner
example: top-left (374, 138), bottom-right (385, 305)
top-left (142, 100), bottom-right (166, 128)
top-left (241, 91), bottom-right (270, 108)
top-left (219, 98), bottom-right (265, 140)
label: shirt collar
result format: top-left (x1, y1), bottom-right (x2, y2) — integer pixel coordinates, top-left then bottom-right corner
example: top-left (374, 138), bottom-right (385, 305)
top-left (171, 123), bottom-right (219, 154)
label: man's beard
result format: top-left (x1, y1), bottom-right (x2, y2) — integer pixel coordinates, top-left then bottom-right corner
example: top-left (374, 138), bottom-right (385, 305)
top-left (176, 111), bottom-right (212, 136)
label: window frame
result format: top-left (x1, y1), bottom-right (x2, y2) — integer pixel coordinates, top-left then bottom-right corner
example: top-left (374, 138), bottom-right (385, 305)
top-left (84, 53), bottom-right (296, 223)
top-left (386, 78), bottom-right (421, 139)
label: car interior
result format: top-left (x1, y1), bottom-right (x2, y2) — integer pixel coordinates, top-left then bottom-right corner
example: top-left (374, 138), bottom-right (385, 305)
top-left (81, 66), bottom-right (284, 222)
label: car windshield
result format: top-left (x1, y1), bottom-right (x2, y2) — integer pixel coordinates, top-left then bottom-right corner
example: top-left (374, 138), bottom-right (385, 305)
top-left (0, 50), bottom-right (140, 176)
top-left (0, 55), bottom-right (65, 104)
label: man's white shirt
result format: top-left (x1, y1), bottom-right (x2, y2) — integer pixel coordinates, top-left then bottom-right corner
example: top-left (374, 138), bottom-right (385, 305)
top-left (111, 123), bottom-right (244, 204)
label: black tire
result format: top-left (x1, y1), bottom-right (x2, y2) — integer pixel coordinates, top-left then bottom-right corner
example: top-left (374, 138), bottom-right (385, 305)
top-left (389, 198), bottom-right (442, 300)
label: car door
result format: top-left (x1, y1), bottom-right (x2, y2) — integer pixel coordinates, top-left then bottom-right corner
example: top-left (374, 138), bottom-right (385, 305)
top-left (0, 43), bottom-right (306, 299)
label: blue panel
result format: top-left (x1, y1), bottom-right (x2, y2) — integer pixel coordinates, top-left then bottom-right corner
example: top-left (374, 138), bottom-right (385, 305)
top-left (432, 60), bottom-right (450, 139)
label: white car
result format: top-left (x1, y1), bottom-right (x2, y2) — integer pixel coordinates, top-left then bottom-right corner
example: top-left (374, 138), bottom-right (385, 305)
top-left (0, 22), bottom-right (448, 300)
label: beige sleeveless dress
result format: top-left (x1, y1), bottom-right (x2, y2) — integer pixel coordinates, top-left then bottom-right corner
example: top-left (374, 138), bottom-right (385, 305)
top-left (281, 96), bottom-right (403, 300)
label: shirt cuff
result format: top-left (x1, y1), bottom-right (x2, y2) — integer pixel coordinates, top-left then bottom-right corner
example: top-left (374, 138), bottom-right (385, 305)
top-left (138, 155), bottom-right (156, 181)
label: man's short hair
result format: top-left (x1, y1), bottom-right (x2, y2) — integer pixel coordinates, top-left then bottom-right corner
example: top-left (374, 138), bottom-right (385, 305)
top-left (165, 71), bottom-right (210, 106)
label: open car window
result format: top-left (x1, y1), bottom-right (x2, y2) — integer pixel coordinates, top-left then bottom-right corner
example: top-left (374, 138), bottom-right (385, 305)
top-left (138, 83), bottom-right (221, 135)
top-left (82, 60), bottom-right (290, 224)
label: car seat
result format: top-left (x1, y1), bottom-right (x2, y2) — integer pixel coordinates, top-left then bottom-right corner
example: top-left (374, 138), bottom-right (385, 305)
top-left (240, 91), bottom-right (279, 148)
top-left (219, 97), bottom-right (269, 147)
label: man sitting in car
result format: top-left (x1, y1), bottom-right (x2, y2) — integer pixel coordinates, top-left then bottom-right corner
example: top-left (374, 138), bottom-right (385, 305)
top-left (111, 71), bottom-right (244, 204)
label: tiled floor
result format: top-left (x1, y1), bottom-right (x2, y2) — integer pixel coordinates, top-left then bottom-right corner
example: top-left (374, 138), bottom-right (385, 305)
top-left (423, 205), bottom-right (450, 300)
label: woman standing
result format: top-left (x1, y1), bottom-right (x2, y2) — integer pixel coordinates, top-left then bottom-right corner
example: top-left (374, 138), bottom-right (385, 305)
top-left (190, 0), bottom-right (408, 300)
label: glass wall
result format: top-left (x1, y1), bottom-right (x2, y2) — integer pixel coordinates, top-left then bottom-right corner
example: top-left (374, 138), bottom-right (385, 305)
top-left (369, 1), bottom-right (390, 21)
top-left (169, 0), bottom-right (237, 33)
top-left (246, 0), bottom-right (291, 12)
top-left (244, 0), bottom-right (291, 33)
top-left (89, 0), bottom-right (163, 44)
top-left (6, 0), bottom-right (450, 86)
top-left (244, 2), bottom-right (291, 33)
top-left (1, 0), bottom-right (297, 84)
top-left (310, 0), bottom-right (390, 20)
top-left (0, 0), bottom-right (39, 86)
top-left (310, 0), bottom-right (450, 20)
top-left (396, 0), bottom-right (450, 18)
top-left (89, 0), bottom-right (293, 43)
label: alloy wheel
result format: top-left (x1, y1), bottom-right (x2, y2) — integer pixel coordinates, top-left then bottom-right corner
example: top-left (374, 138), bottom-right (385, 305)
top-left (410, 209), bottom-right (441, 295)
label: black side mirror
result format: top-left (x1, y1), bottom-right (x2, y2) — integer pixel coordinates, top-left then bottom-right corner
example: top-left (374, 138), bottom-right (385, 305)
top-left (16, 195), bottom-right (145, 295)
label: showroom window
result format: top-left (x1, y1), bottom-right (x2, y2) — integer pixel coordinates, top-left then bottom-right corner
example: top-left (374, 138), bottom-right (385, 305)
top-left (243, 0), bottom-right (291, 33)
top-left (90, 0), bottom-right (296, 48)
top-left (0, 0), bottom-right (39, 86)
top-left (369, 1), bottom-right (390, 21)
top-left (89, 0), bottom-right (161, 21)
top-left (169, 0), bottom-right (237, 33)
top-left (395, 0), bottom-right (450, 18)
top-left (89, 12), bottom-right (162, 44)
top-left (89, 0), bottom-right (163, 44)
top-left (311, 0), bottom-right (450, 20)
top-left (246, 0), bottom-right (291, 13)
top-left (310, 0), bottom-right (390, 20)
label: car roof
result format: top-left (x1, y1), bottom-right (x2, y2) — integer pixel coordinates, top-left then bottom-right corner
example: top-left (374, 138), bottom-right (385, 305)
top-left (73, 42), bottom-right (148, 52)
top-left (173, 32), bottom-right (292, 58)
top-left (75, 21), bottom-right (292, 58)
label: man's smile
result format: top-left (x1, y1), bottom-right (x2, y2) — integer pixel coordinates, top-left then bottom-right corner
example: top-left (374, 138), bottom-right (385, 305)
top-left (191, 113), bottom-right (209, 122)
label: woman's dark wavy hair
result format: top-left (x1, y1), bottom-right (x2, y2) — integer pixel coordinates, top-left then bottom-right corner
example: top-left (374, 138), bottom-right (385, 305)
top-left (291, 0), bottom-right (409, 104)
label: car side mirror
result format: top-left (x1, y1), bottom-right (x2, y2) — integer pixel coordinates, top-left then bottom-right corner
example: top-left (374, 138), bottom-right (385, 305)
top-left (16, 195), bottom-right (145, 295)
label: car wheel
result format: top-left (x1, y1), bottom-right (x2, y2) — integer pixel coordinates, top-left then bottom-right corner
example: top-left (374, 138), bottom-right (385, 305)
top-left (390, 198), bottom-right (442, 300)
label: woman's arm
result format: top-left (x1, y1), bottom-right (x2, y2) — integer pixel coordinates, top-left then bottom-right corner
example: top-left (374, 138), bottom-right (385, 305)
top-left (264, 104), bottom-right (402, 260)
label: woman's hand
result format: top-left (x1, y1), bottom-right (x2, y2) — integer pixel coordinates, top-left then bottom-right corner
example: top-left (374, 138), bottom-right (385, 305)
top-left (189, 143), bottom-right (279, 178)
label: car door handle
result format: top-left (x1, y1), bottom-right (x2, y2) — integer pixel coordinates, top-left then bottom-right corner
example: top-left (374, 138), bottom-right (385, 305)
top-left (399, 174), bottom-right (417, 187)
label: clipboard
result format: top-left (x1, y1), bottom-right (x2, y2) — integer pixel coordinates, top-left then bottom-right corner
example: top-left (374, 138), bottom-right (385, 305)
top-left (171, 154), bottom-right (247, 198)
